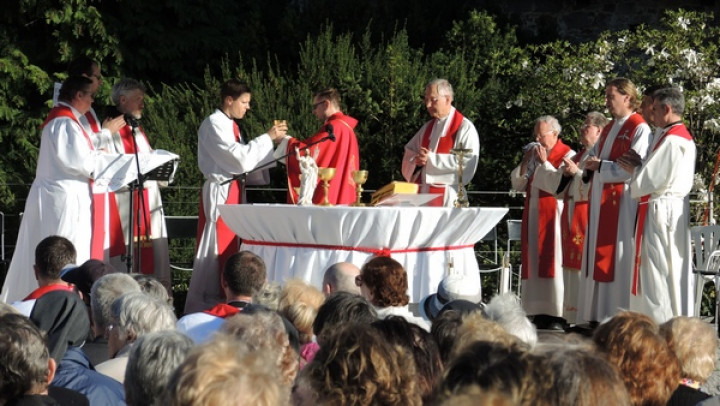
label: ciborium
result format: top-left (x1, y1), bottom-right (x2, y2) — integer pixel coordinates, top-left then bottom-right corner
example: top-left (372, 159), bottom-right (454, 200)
top-left (318, 167), bottom-right (337, 206)
top-left (451, 147), bottom-right (472, 208)
top-left (351, 170), bottom-right (368, 206)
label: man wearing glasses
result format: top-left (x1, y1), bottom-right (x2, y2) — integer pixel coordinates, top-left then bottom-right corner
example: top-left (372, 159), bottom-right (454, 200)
top-left (402, 78), bottom-right (480, 207)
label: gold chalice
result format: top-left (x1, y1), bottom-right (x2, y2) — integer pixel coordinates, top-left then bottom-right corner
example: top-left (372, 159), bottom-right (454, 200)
top-left (273, 119), bottom-right (288, 127)
top-left (318, 167), bottom-right (336, 206)
top-left (451, 147), bottom-right (473, 208)
top-left (351, 170), bottom-right (369, 206)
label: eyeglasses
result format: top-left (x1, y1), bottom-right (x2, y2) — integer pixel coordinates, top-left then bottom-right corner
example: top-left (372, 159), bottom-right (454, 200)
top-left (580, 124), bottom-right (597, 131)
top-left (104, 323), bottom-right (115, 339)
top-left (312, 100), bottom-right (326, 110)
top-left (355, 275), bottom-right (363, 287)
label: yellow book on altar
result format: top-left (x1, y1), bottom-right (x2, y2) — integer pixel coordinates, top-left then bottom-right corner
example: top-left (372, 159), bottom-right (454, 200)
top-left (370, 181), bottom-right (419, 206)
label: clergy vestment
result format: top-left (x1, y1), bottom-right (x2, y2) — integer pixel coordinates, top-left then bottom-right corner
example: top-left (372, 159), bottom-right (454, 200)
top-left (185, 110), bottom-right (274, 314)
top-left (106, 120), bottom-right (171, 287)
top-left (1, 103), bottom-right (103, 303)
top-left (557, 148), bottom-right (593, 324)
top-left (510, 140), bottom-right (574, 317)
top-left (577, 113), bottom-right (651, 323)
top-left (402, 107), bottom-right (480, 207)
top-left (280, 111), bottom-right (360, 205)
top-left (629, 122), bottom-right (695, 323)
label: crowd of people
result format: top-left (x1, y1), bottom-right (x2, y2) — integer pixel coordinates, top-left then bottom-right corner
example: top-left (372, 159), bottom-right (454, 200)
top-left (1, 235), bottom-right (718, 405)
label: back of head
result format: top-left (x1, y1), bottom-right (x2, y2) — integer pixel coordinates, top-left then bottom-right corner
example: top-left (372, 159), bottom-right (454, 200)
top-left (34, 235), bottom-right (76, 281)
top-left (660, 316), bottom-right (717, 382)
top-left (452, 312), bottom-right (527, 360)
top-left (90, 273), bottom-right (141, 333)
top-left (221, 311), bottom-right (298, 386)
top-left (360, 256), bottom-right (409, 307)
top-left (586, 111), bottom-right (609, 128)
top-left (593, 311), bottom-right (680, 405)
top-left (0, 313), bottom-right (51, 404)
top-left (58, 76), bottom-right (93, 104)
top-left (132, 273), bottom-right (171, 305)
top-left (163, 334), bottom-right (287, 406)
top-left (125, 330), bottom-right (194, 406)
top-left (111, 291), bottom-right (177, 341)
top-left (278, 279), bottom-right (325, 344)
top-left (312, 291), bottom-right (377, 344)
top-left (67, 56), bottom-right (97, 77)
top-left (62, 259), bottom-right (117, 302)
top-left (30, 290), bottom-right (90, 362)
top-left (483, 293), bottom-right (537, 348)
top-left (322, 262), bottom-right (361, 295)
top-left (304, 323), bottom-right (422, 406)
top-left (223, 251), bottom-right (266, 297)
top-left (371, 316), bottom-right (443, 403)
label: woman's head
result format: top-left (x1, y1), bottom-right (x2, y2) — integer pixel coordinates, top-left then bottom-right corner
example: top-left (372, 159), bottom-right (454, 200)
top-left (358, 256), bottom-right (409, 307)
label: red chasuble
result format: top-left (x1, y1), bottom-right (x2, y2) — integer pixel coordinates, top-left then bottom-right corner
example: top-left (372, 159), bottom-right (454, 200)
top-left (416, 109), bottom-right (465, 206)
top-left (521, 139), bottom-right (572, 279)
top-left (561, 150), bottom-right (588, 270)
top-left (591, 113), bottom-right (645, 282)
top-left (116, 124), bottom-right (155, 273)
top-left (42, 106), bottom-right (106, 260)
top-left (285, 112), bottom-right (360, 205)
top-left (631, 123), bottom-right (693, 294)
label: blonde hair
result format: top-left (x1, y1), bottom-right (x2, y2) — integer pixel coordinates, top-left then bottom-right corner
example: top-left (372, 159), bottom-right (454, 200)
top-left (607, 77), bottom-right (641, 110)
top-left (163, 334), bottom-right (286, 406)
top-left (451, 311), bottom-right (527, 361)
top-left (278, 279), bottom-right (325, 344)
top-left (660, 316), bottom-right (717, 382)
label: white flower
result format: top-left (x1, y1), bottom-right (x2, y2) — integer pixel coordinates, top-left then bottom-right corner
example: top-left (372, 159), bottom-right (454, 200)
top-left (703, 118), bottom-right (720, 134)
top-left (658, 48), bottom-right (670, 60)
top-left (678, 16), bottom-right (690, 30)
top-left (506, 101), bottom-right (513, 109)
top-left (591, 72), bottom-right (605, 89)
top-left (645, 45), bottom-right (656, 56)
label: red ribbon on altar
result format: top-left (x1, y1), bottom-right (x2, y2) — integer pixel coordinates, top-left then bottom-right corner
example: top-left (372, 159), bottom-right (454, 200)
top-left (241, 239), bottom-right (476, 257)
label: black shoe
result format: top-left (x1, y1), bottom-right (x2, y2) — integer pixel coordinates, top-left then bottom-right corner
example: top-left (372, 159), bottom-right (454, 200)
top-left (532, 314), bottom-right (567, 331)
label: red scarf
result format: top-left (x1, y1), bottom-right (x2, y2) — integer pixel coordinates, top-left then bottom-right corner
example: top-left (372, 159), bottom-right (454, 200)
top-left (23, 283), bottom-right (76, 301)
top-left (521, 139), bottom-right (572, 279)
top-left (590, 113), bottom-right (645, 282)
top-left (417, 109), bottom-right (465, 206)
top-left (203, 303), bottom-right (243, 318)
top-left (631, 123), bottom-right (693, 295)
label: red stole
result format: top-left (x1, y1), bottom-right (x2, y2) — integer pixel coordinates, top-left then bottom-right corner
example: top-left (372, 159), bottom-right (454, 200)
top-left (23, 283), bottom-right (76, 301)
top-left (203, 303), bottom-right (242, 318)
top-left (117, 124), bottom-right (154, 273)
top-left (561, 150), bottom-right (589, 270)
top-left (591, 113), bottom-right (645, 282)
top-left (521, 139), bottom-right (572, 279)
top-left (84, 111), bottom-right (101, 133)
top-left (631, 123), bottom-right (693, 295)
top-left (42, 106), bottom-right (105, 260)
top-left (416, 109), bottom-right (465, 206)
top-left (196, 121), bottom-right (243, 296)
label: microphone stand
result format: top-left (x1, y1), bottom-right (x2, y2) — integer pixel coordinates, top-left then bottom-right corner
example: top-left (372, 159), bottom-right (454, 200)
top-left (123, 118), bottom-right (150, 274)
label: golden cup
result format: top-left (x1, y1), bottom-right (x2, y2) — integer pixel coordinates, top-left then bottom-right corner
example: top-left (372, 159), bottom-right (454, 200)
top-left (273, 119), bottom-right (287, 127)
top-left (351, 170), bottom-right (368, 206)
top-left (318, 167), bottom-right (337, 206)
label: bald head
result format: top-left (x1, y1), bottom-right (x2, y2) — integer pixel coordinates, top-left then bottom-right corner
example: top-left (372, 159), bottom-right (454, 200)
top-left (322, 262), bottom-right (361, 296)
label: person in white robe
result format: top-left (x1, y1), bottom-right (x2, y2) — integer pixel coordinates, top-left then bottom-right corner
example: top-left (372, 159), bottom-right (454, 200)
top-left (618, 87), bottom-right (696, 323)
top-left (554, 112), bottom-right (607, 325)
top-left (1, 77), bottom-right (105, 303)
top-left (510, 116), bottom-right (575, 330)
top-left (402, 79), bottom-right (479, 207)
top-left (577, 78), bottom-right (651, 324)
top-left (103, 78), bottom-right (172, 288)
top-left (184, 80), bottom-right (287, 314)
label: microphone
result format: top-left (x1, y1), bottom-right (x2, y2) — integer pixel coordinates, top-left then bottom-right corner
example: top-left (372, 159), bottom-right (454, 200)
top-left (124, 113), bottom-right (140, 128)
top-left (325, 124), bottom-right (336, 142)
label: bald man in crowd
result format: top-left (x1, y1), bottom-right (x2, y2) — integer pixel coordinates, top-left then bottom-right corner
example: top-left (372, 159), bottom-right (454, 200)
top-left (322, 262), bottom-right (361, 296)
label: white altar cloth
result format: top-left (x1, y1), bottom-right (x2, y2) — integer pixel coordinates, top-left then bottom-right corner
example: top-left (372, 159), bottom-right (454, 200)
top-left (217, 204), bottom-right (508, 302)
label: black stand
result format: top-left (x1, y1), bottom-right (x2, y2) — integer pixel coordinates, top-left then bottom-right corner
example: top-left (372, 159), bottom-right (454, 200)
top-left (122, 122), bottom-right (177, 273)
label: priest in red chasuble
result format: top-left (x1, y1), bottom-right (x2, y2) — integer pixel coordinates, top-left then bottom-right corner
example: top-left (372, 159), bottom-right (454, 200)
top-left (511, 115), bottom-right (575, 330)
top-left (277, 88), bottom-right (360, 205)
top-left (402, 79), bottom-right (480, 207)
top-left (577, 77), bottom-right (651, 325)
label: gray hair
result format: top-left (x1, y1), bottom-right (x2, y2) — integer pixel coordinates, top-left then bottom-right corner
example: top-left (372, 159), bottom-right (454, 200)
top-left (427, 78), bottom-right (454, 100)
top-left (90, 273), bottom-right (141, 332)
top-left (535, 115), bottom-right (561, 135)
top-left (654, 87), bottom-right (685, 116)
top-left (253, 282), bottom-right (282, 311)
top-left (111, 78), bottom-right (146, 105)
top-left (131, 273), bottom-right (172, 306)
top-left (110, 291), bottom-right (176, 341)
top-left (125, 330), bottom-right (194, 406)
top-left (586, 111), bottom-right (609, 129)
top-left (483, 293), bottom-right (538, 348)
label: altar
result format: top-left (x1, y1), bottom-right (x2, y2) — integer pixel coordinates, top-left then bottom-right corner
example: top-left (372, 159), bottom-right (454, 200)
top-left (218, 204), bottom-right (508, 302)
